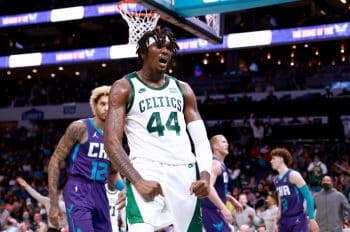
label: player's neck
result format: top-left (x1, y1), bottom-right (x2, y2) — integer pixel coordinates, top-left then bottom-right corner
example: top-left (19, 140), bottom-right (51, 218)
top-left (277, 164), bottom-right (288, 175)
top-left (93, 117), bottom-right (105, 132)
top-left (214, 153), bottom-right (224, 162)
top-left (138, 68), bottom-right (165, 85)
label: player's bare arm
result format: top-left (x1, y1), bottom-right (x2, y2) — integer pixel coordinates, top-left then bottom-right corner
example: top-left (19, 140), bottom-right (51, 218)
top-left (289, 170), bottom-right (306, 187)
top-left (104, 78), bottom-right (163, 201)
top-left (48, 120), bottom-right (86, 227)
top-left (180, 81), bottom-right (211, 198)
top-left (104, 78), bottom-right (142, 183)
top-left (208, 160), bottom-right (234, 223)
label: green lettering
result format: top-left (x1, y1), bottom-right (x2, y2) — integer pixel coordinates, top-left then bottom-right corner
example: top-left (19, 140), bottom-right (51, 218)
top-left (139, 100), bottom-right (145, 113)
top-left (171, 97), bottom-right (177, 109)
top-left (157, 96), bottom-right (165, 107)
top-left (165, 97), bottom-right (171, 107)
top-left (152, 97), bottom-right (160, 108)
top-left (145, 98), bottom-right (152, 110)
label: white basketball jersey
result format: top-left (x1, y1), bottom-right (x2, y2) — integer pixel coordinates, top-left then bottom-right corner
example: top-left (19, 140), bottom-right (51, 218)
top-left (105, 184), bottom-right (120, 232)
top-left (125, 72), bottom-right (195, 165)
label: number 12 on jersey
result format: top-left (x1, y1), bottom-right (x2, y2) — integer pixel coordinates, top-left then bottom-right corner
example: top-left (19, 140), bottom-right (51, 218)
top-left (146, 111), bottom-right (180, 136)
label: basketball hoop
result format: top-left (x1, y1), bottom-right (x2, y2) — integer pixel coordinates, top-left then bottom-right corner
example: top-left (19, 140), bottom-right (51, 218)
top-left (117, 0), bottom-right (160, 44)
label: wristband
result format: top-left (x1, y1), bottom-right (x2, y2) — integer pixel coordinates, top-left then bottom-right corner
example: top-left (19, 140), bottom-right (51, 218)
top-left (114, 179), bottom-right (125, 191)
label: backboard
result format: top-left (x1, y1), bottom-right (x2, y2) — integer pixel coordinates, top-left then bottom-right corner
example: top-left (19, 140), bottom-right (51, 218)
top-left (136, 0), bottom-right (223, 44)
top-left (135, 0), bottom-right (298, 44)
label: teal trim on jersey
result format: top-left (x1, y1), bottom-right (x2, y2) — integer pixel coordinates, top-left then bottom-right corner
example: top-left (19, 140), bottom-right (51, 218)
top-left (126, 180), bottom-right (144, 224)
top-left (134, 71), bottom-right (170, 90)
top-left (71, 144), bottom-right (80, 171)
top-left (67, 204), bottom-right (79, 232)
top-left (126, 74), bottom-right (135, 114)
top-left (89, 118), bottom-right (103, 136)
top-left (172, 76), bottom-right (185, 110)
top-left (80, 119), bottom-right (90, 145)
top-left (187, 199), bottom-right (203, 232)
top-left (294, 185), bottom-right (301, 204)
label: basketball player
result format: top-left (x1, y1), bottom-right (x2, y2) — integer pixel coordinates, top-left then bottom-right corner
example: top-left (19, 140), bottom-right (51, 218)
top-left (48, 86), bottom-right (124, 231)
top-left (105, 172), bottom-right (127, 232)
top-left (270, 148), bottom-right (319, 232)
top-left (104, 28), bottom-right (212, 232)
top-left (201, 134), bottom-right (243, 232)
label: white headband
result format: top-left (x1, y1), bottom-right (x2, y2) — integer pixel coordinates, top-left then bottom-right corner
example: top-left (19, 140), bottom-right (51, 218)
top-left (147, 36), bottom-right (170, 47)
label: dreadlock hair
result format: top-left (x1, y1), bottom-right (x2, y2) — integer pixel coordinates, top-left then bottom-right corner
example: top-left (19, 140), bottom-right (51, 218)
top-left (136, 27), bottom-right (179, 63)
top-left (271, 147), bottom-right (293, 167)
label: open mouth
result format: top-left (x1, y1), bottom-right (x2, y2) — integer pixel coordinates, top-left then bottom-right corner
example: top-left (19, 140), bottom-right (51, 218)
top-left (159, 57), bottom-right (168, 64)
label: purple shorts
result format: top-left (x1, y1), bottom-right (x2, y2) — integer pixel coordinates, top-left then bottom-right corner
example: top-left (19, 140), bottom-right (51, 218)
top-left (278, 213), bottom-right (308, 232)
top-left (63, 176), bottom-right (112, 232)
top-left (202, 207), bottom-right (231, 232)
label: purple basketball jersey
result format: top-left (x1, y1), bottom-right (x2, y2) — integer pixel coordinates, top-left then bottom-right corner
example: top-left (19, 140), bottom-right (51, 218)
top-left (64, 118), bottom-right (112, 232)
top-left (274, 169), bottom-right (305, 217)
top-left (66, 118), bottom-right (110, 182)
top-left (201, 157), bottom-right (228, 209)
top-left (201, 157), bottom-right (230, 232)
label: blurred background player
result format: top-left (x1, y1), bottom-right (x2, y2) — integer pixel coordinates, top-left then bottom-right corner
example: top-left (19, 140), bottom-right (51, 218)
top-left (270, 148), bottom-right (319, 232)
top-left (48, 86), bottom-right (124, 231)
top-left (105, 172), bottom-right (127, 232)
top-left (201, 134), bottom-right (243, 232)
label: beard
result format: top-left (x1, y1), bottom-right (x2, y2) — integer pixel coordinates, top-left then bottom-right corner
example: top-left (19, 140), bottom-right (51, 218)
top-left (322, 183), bottom-right (331, 191)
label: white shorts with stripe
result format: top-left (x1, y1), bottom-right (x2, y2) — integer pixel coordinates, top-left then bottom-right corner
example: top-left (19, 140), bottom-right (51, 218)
top-left (126, 158), bottom-right (202, 232)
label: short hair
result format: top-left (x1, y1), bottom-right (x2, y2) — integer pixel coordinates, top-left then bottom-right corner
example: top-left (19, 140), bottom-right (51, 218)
top-left (136, 27), bottom-right (179, 62)
top-left (271, 148), bottom-right (293, 166)
top-left (89, 85), bottom-right (110, 116)
top-left (267, 192), bottom-right (278, 203)
top-left (209, 134), bottom-right (225, 148)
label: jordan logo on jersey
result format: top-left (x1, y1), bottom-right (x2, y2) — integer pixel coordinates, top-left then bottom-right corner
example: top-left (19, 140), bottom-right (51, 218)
top-left (92, 132), bottom-right (99, 138)
top-left (277, 185), bottom-right (291, 196)
top-left (87, 142), bottom-right (108, 160)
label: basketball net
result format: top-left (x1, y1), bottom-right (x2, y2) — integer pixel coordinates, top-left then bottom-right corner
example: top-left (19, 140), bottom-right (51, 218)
top-left (117, 0), bottom-right (160, 44)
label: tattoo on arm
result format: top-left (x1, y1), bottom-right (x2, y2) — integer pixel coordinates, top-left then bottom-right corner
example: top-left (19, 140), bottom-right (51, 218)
top-left (105, 82), bottom-right (142, 184)
top-left (48, 121), bottom-right (86, 206)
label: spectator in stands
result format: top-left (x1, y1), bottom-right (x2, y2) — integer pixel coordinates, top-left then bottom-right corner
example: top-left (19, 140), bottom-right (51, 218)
top-left (33, 212), bottom-right (47, 232)
top-left (255, 192), bottom-right (278, 232)
top-left (239, 224), bottom-right (250, 232)
top-left (17, 210), bottom-right (33, 232)
top-left (16, 177), bottom-right (67, 231)
top-left (288, 116), bottom-right (302, 125)
top-left (238, 92), bottom-right (252, 103)
top-left (322, 87), bottom-right (333, 98)
top-left (234, 193), bottom-right (260, 231)
top-left (0, 200), bottom-right (10, 231)
top-left (314, 176), bottom-right (350, 232)
top-left (334, 162), bottom-right (350, 175)
top-left (264, 90), bottom-right (278, 103)
top-left (256, 225), bottom-right (267, 232)
top-left (249, 114), bottom-right (264, 143)
top-left (307, 155), bottom-right (327, 192)
top-left (337, 88), bottom-right (350, 97)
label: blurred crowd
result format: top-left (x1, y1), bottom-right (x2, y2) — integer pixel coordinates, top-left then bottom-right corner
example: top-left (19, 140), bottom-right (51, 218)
top-left (1, 113), bottom-right (350, 231)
